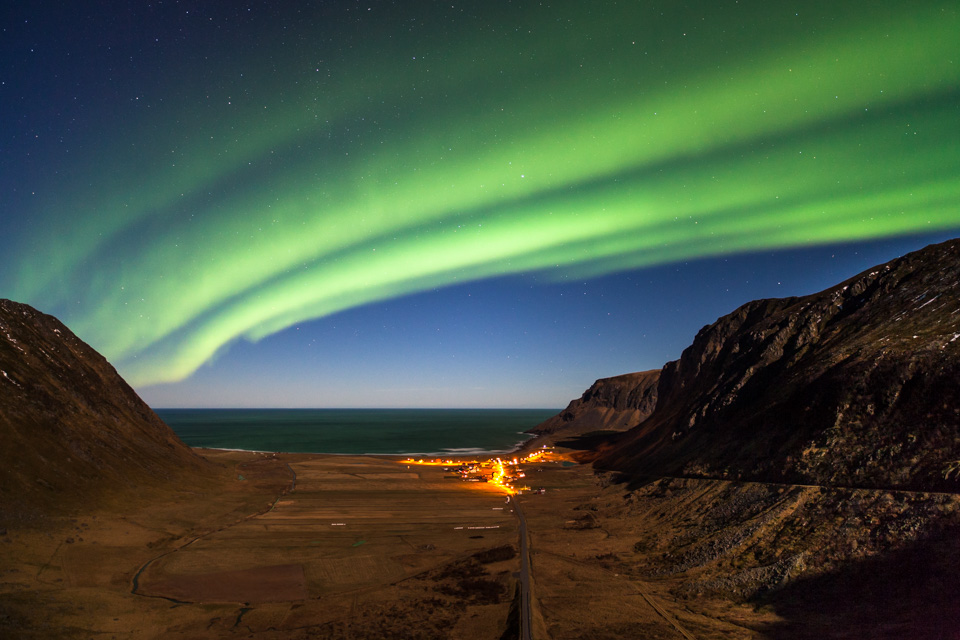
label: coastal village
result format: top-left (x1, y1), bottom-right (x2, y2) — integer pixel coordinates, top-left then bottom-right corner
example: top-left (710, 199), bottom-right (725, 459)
top-left (403, 447), bottom-right (559, 494)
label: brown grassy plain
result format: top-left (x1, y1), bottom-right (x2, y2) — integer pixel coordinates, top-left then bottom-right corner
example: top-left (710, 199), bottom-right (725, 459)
top-left (516, 460), bottom-right (768, 639)
top-left (7, 448), bottom-right (955, 638)
top-left (0, 451), bottom-right (522, 639)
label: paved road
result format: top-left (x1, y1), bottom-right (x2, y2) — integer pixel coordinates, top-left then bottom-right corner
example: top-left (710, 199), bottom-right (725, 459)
top-left (510, 495), bottom-right (533, 640)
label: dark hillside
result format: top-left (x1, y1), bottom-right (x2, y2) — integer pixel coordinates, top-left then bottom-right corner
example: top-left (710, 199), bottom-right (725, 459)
top-left (527, 370), bottom-right (660, 445)
top-left (591, 239), bottom-right (960, 492)
top-left (0, 299), bottom-right (209, 524)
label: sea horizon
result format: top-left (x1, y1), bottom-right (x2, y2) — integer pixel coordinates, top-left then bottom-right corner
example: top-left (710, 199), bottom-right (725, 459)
top-left (155, 407), bottom-right (557, 456)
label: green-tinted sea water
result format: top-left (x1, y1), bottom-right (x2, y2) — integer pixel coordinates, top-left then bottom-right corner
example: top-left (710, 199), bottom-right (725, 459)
top-left (155, 408), bottom-right (556, 455)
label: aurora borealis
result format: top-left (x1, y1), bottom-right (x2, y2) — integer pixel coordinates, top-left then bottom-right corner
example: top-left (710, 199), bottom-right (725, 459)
top-left (2, 1), bottom-right (959, 407)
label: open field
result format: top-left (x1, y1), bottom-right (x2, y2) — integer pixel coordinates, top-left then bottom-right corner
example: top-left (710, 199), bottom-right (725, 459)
top-left (515, 460), bottom-right (760, 639)
top-left (5, 448), bottom-right (958, 638)
top-left (0, 452), bottom-right (522, 639)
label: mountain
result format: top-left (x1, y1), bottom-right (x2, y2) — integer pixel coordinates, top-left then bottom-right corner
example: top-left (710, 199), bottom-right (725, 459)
top-left (528, 370), bottom-right (659, 443)
top-left (0, 299), bottom-right (208, 523)
top-left (588, 239), bottom-right (960, 492)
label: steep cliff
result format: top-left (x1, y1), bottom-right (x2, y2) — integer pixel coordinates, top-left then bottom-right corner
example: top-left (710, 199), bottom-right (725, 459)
top-left (592, 239), bottom-right (960, 492)
top-left (530, 370), bottom-right (660, 441)
top-left (0, 299), bottom-right (209, 523)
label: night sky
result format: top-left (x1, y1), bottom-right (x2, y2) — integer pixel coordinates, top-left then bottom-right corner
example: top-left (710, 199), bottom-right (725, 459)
top-left (2, 1), bottom-right (958, 408)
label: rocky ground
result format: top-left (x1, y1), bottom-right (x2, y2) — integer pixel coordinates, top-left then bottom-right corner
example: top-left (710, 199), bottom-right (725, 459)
top-left (518, 456), bottom-right (960, 639)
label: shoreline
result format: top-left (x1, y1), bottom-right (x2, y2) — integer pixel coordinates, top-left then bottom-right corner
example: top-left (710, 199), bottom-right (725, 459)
top-left (189, 434), bottom-right (540, 459)
top-left (159, 407), bottom-right (550, 460)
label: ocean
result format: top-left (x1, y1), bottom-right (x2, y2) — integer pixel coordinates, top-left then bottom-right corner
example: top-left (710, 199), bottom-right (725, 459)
top-left (155, 408), bottom-right (557, 456)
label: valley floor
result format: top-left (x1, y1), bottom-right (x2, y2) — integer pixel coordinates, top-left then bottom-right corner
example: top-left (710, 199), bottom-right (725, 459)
top-left (2, 450), bottom-right (959, 638)
top-left (1, 452), bottom-right (519, 639)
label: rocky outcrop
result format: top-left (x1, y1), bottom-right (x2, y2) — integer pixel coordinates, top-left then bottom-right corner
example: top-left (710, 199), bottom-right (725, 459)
top-left (529, 370), bottom-right (660, 441)
top-left (0, 299), bottom-right (209, 523)
top-left (592, 238), bottom-right (960, 492)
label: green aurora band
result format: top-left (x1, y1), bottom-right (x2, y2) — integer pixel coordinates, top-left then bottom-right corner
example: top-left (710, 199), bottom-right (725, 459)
top-left (6, 1), bottom-right (960, 386)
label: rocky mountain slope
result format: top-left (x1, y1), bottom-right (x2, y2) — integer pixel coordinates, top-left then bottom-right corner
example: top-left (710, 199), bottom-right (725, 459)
top-left (589, 239), bottom-right (960, 492)
top-left (529, 240), bottom-right (960, 637)
top-left (0, 299), bottom-right (208, 523)
top-left (528, 370), bottom-right (659, 443)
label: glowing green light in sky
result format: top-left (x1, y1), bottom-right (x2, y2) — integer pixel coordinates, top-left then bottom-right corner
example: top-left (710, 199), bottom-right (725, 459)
top-left (5, 1), bottom-right (960, 386)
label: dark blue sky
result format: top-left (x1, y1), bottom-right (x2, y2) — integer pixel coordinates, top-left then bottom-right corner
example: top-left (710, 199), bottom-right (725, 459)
top-left (140, 233), bottom-right (960, 407)
top-left (2, 1), bottom-right (958, 407)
